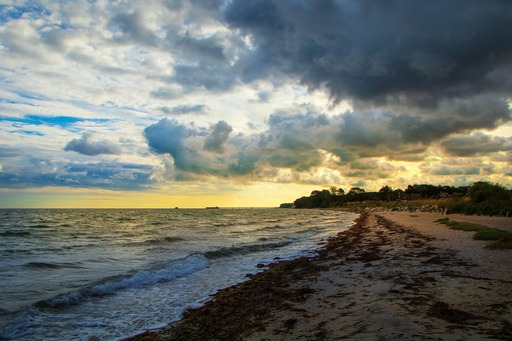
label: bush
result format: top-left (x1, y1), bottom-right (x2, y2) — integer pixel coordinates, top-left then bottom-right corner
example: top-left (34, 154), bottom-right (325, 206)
top-left (467, 181), bottom-right (512, 203)
top-left (445, 198), bottom-right (512, 216)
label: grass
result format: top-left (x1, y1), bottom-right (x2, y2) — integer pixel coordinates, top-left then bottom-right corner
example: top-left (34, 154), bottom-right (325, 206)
top-left (434, 218), bottom-right (487, 231)
top-left (435, 218), bottom-right (512, 250)
top-left (473, 229), bottom-right (512, 241)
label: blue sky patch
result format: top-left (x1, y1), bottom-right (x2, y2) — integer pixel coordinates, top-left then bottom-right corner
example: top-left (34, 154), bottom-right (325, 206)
top-left (0, 4), bottom-right (51, 24)
top-left (0, 115), bottom-right (111, 128)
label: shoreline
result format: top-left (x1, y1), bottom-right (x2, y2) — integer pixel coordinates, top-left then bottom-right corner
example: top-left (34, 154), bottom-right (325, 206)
top-left (128, 211), bottom-right (512, 340)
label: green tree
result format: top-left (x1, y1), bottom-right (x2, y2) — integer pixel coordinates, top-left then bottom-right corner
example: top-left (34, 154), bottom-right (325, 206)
top-left (348, 187), bottom-right (365, 195)
top-left (329, 186), bottom-right (345, 196)
top-left (378, 185), bottom-right (394, 201)
top-left (346, 187), bottom-right (366, 201)
top-left (468, 182), bottom-right (512, 203)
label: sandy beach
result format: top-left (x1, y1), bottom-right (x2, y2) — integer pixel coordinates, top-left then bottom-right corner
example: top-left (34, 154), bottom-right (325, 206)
top-left (129, 211), bottom-right (512, 340)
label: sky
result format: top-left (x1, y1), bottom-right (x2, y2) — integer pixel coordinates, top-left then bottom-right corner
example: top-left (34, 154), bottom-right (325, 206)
top-left (0, 0), bottom-right (511, 208)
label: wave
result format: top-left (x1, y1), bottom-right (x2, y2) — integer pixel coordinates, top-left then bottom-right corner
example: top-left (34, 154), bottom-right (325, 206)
top-left (35, 254), bottom-right (210, 309)
top-left (124, 236), bottom-right (185, 247)
top-left (0, 230), bottom-right (31, 237)
top-left (23, 261), bottom-right (85, 270)
top-left (260, 223), bottom-right (300, 231)
top-left (204, 241), bottom-right (292, 259)
top-left (27, 224), bottom-right (52, 228)
top-left (212, 220), bottom-right (257, 227)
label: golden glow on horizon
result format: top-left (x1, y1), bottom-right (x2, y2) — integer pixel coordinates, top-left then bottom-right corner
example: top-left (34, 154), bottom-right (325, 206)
top-left (0, 183), bottom-right (321, 208)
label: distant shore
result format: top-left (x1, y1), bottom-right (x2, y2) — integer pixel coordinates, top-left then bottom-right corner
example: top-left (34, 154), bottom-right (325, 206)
top-left (128, 211), bottom-right (512, 340)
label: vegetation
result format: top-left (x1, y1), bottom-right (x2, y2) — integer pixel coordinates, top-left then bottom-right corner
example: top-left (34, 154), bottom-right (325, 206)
top-left (435, 218), bottom-right (512, 249)
top-left (435, 218), bottom-right (489, 232)
top-left (292, 181), bottom-right (512, 217)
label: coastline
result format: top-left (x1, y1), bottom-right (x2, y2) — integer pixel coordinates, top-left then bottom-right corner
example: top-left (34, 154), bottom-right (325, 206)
top-left (128, 211), bottom-right (512, 340)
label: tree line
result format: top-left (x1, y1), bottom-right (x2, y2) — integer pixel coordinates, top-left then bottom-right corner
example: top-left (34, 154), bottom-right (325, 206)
top-left (292, 181), bottom-right (512, 212)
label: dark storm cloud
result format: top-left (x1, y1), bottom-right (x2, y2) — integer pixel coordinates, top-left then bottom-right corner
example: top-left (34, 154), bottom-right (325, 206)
top-left (138, 0), bottom-right (512, 183)
top-left (336, 98), bottom-right (510, 150)
top-left (64, 133), bottom-right (122, 156)
top-left (441, 132), bottom-right (512, 157)
top-left (225, 0), bottom-right (512, 100)
top-left (224, 0), bottom-right (512, 133)
top-left (204, 120), bottom-right (233, 153)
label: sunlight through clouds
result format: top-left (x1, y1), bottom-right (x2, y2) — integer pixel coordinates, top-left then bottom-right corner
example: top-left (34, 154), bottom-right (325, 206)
top-left (0, 0), bottom-right (511, 207)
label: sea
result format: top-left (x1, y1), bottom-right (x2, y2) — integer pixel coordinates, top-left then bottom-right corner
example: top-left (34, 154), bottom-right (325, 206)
top-left (0, 208), bottom-right (357, 340)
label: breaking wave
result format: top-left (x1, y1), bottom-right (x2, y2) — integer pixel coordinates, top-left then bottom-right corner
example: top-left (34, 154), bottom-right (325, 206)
top-left (204, 241), bottom-right (292, 259)
top-left (23, 262), bottom-right (85, 270)
top-left (35, 254), bottom-right (210, 309)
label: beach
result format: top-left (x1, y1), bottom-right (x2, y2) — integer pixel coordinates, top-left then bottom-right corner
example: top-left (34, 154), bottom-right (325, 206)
top-left (130, 211), bottom-right (512, 340)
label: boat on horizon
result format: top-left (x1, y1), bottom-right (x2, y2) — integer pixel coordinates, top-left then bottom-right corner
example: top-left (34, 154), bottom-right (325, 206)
top-left (205, 206), bottom-right (220, 209)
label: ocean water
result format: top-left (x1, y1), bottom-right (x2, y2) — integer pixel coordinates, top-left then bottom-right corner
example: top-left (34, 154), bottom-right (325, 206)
top-left (0, 208), bottom-right (357, 340)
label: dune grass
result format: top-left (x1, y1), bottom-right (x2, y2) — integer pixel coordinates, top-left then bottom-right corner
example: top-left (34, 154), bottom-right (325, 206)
top-left (435, 218), bottom-right (512, 250)
top-left (434, 218), bottom-right (487, 232)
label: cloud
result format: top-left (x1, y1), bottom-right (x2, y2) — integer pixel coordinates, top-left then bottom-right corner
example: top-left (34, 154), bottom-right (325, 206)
top-left (224, 0), bottom-right (512, 127)
top-left (0, 145), bottom-right (19, 158)
top-left (64, 133), bottom-right (122, 156)
top-left (1, 0), bottom-right (511, 195)
top-left (430, 166), bottom-right (481, 176)
top-left (143, 108), bottom-right (412, 181)
top-left (0, 158), bottom-right (152, 189)
top-left (441, 132), bottom-right (512, 157)
top-left (163, 104), bottom-right (208, 115)
top-left (204, 120), bottom-right (233, 153)
top-left (227, 0), bottom-right (512, 96)
top-left (174, 32), bottom-right (226, 62)
top-left (108, 10), bottom-right (158, 46)
top-left (171, 62), bottom-right (238, 91)
top-left (143, 118), bottom-right (213, 174)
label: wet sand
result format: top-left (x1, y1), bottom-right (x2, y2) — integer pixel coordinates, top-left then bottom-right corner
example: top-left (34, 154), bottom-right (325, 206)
top-left (129, 211), bottom-right (512, 340)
